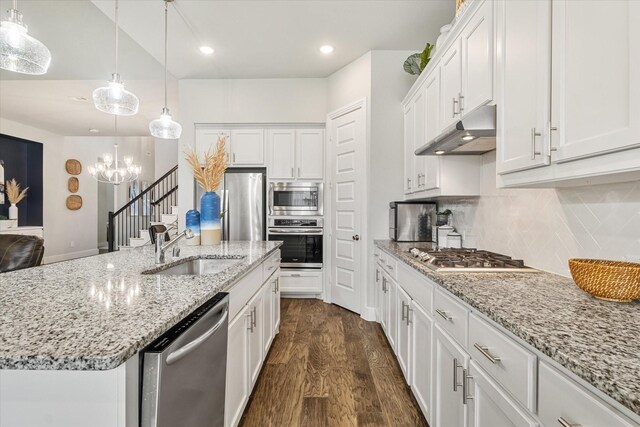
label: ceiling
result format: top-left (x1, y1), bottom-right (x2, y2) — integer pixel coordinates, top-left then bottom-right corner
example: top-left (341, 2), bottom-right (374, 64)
top-left (0, 0), bottom-right (454, 136)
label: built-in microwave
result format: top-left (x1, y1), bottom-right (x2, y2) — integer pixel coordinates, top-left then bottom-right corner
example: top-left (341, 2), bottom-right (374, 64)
top-left (268, 182), bottom-right (323, 216)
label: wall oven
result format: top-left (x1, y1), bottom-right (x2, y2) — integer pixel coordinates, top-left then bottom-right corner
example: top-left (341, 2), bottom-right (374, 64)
top-left (268, 218), bottom-right (323, 269)
top-left (269, 182), bottom-right (323, 216)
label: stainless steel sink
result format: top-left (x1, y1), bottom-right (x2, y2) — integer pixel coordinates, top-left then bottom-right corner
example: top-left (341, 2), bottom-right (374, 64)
top-left (149, 257), bottom-right (244, 276)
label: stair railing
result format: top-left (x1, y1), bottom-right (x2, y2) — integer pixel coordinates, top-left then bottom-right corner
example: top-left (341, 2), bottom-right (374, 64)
top-left (107, 165), bottom-right (178, 251)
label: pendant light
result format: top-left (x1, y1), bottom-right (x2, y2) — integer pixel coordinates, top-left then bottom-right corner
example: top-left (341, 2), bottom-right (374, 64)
top-left (0, 0), bottom-right (51, 75)
top-left (88, 117), bottom-right (142, 185)
top-left (93, 0), bottom-right (139, 116)
top-left (149, 0), bottom-right (182, 139)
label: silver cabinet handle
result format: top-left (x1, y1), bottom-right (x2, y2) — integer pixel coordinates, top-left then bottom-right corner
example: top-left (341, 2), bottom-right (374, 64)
top-left (474, 343), bottom-right (501, 364)
top-left (387, 264), bottom-right (393, 270)
top-left (291, 167), bottom-right (294, 177)
top-left (531, 128), bottom-right (542, 159)
top-left (382, 277), bottom-right (387, 293)
top-left (407, 178), bottom-right (411, 190)
top-left (459, 93), bottom-right (465, 114)
top-left (452, 97), bottom-right (458, 118)
top-left (462, 368), bottom-right (473, 405)
top-left (276, 278), bottom-right (279, 292)
top-left (246, 312), bottom-right (254, 332)
top-left (549, 123), bottom-right (558, 155)
top-left (453, 357), bottom-right (463, 392)
top-left (251, 306), bottom-right (257, 328)
top-left (436, 309), bottom-right (452, 321)
top-left (401, 301), bottom-right (408, 321)
top-left (233, 152), bottom-right (236, 163)
top-left (558, 418), bottom-right (582, 427)
top-left (376, 269), bottom-right (380, 282)
top-left (406, 306), bottom-right (412, 326)
top-left (298, 167), bottom-right (301, 177)
top-left (291, 273), bottom-right (301, 277)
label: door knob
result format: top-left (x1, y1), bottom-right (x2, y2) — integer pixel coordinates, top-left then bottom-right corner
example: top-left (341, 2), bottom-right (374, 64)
top-left (352, 235), bottom-right (360, 241)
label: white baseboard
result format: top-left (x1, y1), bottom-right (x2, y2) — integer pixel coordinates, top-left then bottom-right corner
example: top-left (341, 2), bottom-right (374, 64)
top-left (360, 305), bottom-right (377, 322)
top-left (281, 293), bottom-right (323, 299)
top-left (43, 249), bottom-right (100, 265)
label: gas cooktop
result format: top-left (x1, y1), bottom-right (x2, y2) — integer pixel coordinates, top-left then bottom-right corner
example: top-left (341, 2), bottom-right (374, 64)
top-left (408, 248), bottom-right (537, 272)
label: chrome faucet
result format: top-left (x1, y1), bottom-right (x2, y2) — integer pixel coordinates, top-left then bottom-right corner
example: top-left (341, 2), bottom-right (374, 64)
top-left (155, 228), bottom-right (195, 264)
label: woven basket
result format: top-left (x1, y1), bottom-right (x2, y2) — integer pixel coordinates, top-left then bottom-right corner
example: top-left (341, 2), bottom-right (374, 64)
top-left (569, 259), bottom-right (640, 302)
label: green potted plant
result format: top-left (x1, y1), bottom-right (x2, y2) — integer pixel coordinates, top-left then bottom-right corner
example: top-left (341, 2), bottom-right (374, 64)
top-left (436, 209), bottom-right (452, 226)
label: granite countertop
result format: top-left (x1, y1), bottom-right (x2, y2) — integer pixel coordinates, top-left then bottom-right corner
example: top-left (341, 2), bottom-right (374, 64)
top-left (375, 240), bottom-right (640, 418)
top-left (0, 241), bottom-right (282, 371)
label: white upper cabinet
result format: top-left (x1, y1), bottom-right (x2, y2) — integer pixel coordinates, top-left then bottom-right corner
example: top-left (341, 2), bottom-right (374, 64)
top-left (403, 103), bottom-right (415, 194)
top-left (495, 0), bottom-right (551, 175)
top-left (195, 128), bottom-right (231, 163)
top-left (440, 39), bottom-right (463, 131)
top-left (268, 129), bottom-right (296, 179)
top-left (460, 0), bottom-right (494, 116)
top-left (296, 129), bottom-right (324, 180)
top-left (550, 0), bottom-right (640, 163)
top-left (230, 129), bottom-right (265, 166)
top-left (413, 85), bottom-right (427, 191)
top-left (424, 68), bottom-right (442, 191)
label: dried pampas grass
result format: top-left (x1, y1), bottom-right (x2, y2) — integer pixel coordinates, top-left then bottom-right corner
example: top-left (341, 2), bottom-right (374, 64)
top-left (184, 136), bottom-right (228, 193)
top-left (6, 179), bottom-right (28, 204)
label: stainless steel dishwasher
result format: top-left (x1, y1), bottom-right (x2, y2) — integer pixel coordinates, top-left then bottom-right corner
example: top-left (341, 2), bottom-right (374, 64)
top-left (140, 292), bottom-right (229, 427)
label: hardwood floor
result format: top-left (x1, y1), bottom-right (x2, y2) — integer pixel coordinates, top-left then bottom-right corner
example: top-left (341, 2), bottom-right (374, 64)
top-left (239, 299), bottom-right (429, 427)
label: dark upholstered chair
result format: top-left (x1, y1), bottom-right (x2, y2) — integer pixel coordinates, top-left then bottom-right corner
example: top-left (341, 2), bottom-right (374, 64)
top-left (149, 224), bottom-right (171, 245)
top-left (0, 234), bottom-right (45, 273)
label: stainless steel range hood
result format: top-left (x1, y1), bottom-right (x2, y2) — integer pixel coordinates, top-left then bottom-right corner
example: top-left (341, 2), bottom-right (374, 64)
top-left (415, 104), bottom-right (496, 155)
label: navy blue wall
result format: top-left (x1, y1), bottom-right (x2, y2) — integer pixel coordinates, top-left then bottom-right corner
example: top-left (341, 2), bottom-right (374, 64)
top-left (0, 134), bottom-right (44, 226)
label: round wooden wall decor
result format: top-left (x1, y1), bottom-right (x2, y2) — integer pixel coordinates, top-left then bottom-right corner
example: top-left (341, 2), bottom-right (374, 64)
top-left (68, 177), bottom-right (79, 193)
top-left (65, 159), bottom-right (82, 175)
top-left (66, 195), bottom-right (83, 211)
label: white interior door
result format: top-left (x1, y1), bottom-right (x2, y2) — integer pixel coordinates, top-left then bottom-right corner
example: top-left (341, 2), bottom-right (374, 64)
top-left (329, 102), bottom-right (365, 314)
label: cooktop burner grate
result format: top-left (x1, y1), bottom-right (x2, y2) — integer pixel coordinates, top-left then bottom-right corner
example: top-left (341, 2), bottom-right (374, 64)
top-left (408, 248), bottom-right (534, 272)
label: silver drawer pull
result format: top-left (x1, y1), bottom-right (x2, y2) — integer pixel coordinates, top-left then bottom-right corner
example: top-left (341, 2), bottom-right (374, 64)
top-left (453, 358), bottom-right (463, 392)
top-left (558, 418), bottom-right (582, 427)
top-left (436, 309), bottom-right (451, 321)
top-left (387, 264), bottom-right (393, 270)
top-left (291, 274), bottom-right (301, 277)
top-left (474, 343), bottom-right (501, 364)
top-left (462, 368), bottom-right (473, 405)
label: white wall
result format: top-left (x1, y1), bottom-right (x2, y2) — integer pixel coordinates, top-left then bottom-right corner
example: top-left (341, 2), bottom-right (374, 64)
top-left (326, 52), bottom-right (372, 114)
top-left (154, 138), bottom-right (178, 180)
top-left (441, 151), bottom-right (640, 277)
top-left (177, 78), bottom-right (327, 224)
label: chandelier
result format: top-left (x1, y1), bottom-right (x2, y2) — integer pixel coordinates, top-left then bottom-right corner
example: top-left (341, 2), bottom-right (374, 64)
top-left (0, 0), bottom-right (51, 75)
top-left (88, 118), bottom-right (142, 185)
top-left (92, 0), bottom-right (139, 116)
top-left (149, 0), bottom-right (182, 139)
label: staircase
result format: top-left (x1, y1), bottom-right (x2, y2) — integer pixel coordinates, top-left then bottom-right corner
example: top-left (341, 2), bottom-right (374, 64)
top-left (107, 166), bottom-right (179, 252)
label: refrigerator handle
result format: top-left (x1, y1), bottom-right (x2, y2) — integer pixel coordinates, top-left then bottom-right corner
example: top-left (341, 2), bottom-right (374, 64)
top-left (222, 189), bottom-right (229, 241)
top-left (267, 183), bottom-right (273, 216)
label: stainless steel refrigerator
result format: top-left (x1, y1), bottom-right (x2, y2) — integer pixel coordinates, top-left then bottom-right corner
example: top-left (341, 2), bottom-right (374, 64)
top-left (195, 168), bottom-right (266, 241)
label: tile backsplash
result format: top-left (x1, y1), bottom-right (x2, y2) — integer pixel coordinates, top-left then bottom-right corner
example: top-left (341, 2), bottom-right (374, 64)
top-left (441, 152), bottom-right (640, 277)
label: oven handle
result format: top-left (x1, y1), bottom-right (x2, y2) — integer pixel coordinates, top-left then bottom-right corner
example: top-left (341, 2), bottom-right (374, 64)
top-left (269, 228), bottom-right (323, 235)
top-left (166, 306), bottom-right (228, 365)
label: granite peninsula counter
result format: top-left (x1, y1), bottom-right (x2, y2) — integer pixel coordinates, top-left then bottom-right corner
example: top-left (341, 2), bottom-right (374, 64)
top-left (375, 240), bottom-right (640, 421)
top-left (0, 241), bottom-right (282, 371)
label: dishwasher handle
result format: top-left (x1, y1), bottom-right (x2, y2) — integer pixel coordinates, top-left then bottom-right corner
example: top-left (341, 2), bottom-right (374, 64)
top-left (166, 306), bottom-right (229, 365)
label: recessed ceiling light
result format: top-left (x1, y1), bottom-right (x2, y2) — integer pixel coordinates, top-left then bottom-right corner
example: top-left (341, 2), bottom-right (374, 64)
top-left (435, 150), bottom-right (446, 155)
top-left (462, 135), bottom-right (475, 141)
top-left (319, 45), bottom-right (334, 55)
top-left (199, 46), bottom-right (214, 55)
top-left (89, 128), bottom-right (100, 134)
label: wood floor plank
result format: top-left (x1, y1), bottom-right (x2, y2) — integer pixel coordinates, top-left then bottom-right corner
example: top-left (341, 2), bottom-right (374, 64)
top-left (327, 366), bottom-right (358, 427)
top-left (301, 397), bottom-right (329, 427)
top-left (304, 333), bottom-right (330, 397)
top-left (371, 366), bottom-right (429, 427)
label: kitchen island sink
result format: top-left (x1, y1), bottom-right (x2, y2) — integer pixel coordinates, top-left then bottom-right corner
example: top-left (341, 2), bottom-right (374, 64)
top-left (146, 256), bottom-right (245, 276)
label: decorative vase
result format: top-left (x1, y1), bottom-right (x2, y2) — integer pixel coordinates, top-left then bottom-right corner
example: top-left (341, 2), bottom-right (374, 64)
top-left (200, 192), bottom-right (221, 245)
top-left (186, 209), bottom-right (201, 246)
top-left (8, 204), bottom-right (18, 221)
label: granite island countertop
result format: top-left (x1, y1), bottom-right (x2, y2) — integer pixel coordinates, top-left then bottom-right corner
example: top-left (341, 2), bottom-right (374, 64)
top-left (375, 240), bottom-right (640, 418)
top-left (0, 241), bottom-right (282, 371)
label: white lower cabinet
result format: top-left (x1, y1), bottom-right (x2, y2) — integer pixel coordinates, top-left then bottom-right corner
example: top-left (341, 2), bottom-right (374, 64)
top-left (410, 300), bottom-right (433, 420)
top-left (262, 278), bottom-right (274, 354)
top-left (386, 276), bottom-right (398, 352)
top-left (396, 285), bottom-right (412, 382)
top-left (466, 361), bottom-right (538, 427)
top-left (247, 290), bottom-right (263, 388)
top-left (434, 325), bottom-right (469, 427)
top-left (278, 270), bottom-right (323, 294)
top-left (272, 276), bottom-right (281, 332)
top-left (225, 305), bottom-right (250, 427)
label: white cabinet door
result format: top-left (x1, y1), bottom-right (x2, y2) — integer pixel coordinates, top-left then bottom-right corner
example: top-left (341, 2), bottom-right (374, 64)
top-left (375, 266), bottom-right (384, 323)
top-left (268, 129), bottom-right (295, 179)
top-left (440, 39), bottom-right (463, 131)
top-left (551, 1), bottom-right (640, 163)
top-left (230, 129), bottom-right (265, 165)
top-left (410, 301), bottom-right (433, 422)
top-left (495, 0), bottom-right (551, 174)
top-left (386, 276), bottom-right (398, 351)
top-left (247, 291), bottom-right (263, 388)
top-left (273, 276), bottom-right (281, 333)
top-left (296, 129), bottom-right (324, 180)
top-left (396, 285), bottom-right (412, 382)
top-left (466, 361), bottom-right (538, 427)
top-left (423, 68), bottom-right (441, 191)
top-left (262, 279), bottom-right (274, 354)
top-left (225, 306), bottom-right (250, 427)
top-left (461, 0), bottom-right (494, 115)
top-left (195, 128), bottom-right (230, 163)
top-left (380, 273), bottom-right (389, 333)
top-left (433, 325), bottom-right (469, 427)
top-left (403, 103), bottom-right (415, 194)
top-left (413, 86), bottom-right (427, 191)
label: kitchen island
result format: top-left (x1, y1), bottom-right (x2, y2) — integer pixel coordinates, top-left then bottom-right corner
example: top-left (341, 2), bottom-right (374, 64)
top-left (375, 240), bottom-right (640, 426)
top-left (0, 241), bottom-right (282, 426)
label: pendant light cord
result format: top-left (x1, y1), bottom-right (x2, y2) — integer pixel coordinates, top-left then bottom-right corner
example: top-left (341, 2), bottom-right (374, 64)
top-left (12, 0), bottom-right (17, 10)
top-left (164, 0), bottom-right (168, 109)
top-left (114, 0), bottom-right (119, 75)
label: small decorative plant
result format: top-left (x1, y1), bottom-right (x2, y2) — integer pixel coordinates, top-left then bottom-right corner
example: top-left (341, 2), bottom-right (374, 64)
top-left (6, 179), bottom-right (28, 205)
top-left (404, 43), bottom-right (434, 75)
top-left (184, 136), bottom-right (228, 193)
top-left (436, 209), bottom-right (452, 226)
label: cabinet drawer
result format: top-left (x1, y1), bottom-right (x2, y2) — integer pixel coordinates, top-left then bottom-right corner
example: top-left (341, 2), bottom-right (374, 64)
top-left (539, 362), bottom-right (635, 427)
top-left (469, 313), bottom-right (536, 412)
top-left (378, 251), bottom-right (387, 267)
top-left (262, 250), bottom-right (281, 282)
top-left (381, 251), bottom-right (397, 280)
top-left (279, 271), bottom-right (322, 293)
top-left (227, 265), bottom-right (263, 322)
top-left (397, 261), bottom-right (433, 315)
top-left (434, 288), bottom-right (468, 347)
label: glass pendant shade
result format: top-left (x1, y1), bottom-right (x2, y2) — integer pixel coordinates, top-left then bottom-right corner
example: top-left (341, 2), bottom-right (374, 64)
top-left (0, 9), bottom-right (51, 75)
top-left (93, 73), bottom-right (139, 116)
top-left (149, 108), bottom-right (182, 139)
